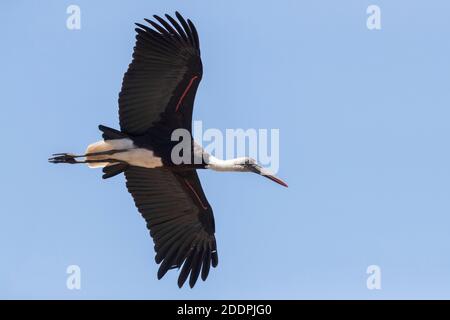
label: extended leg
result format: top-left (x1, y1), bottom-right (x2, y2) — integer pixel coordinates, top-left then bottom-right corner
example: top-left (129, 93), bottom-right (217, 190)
top-left (48, 149), bottom-right (129, 164)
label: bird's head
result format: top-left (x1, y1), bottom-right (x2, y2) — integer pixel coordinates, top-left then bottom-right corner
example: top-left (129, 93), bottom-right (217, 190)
top-left (237, 157), bottom-right (288, 188)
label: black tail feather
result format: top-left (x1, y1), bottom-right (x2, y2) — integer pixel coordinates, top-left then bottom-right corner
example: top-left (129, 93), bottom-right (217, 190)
top-left (102, 163), bottom-right (128, 179)
top-left (49, 125), bottom-right (128, 172)
top-left (99, 125), bottom-right (127, 140)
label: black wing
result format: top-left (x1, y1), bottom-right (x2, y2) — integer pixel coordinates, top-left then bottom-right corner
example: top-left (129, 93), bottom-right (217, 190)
top-left (125, 166), bottom-right (218, 288)
top-left (119, 12), bottom-right (203, 136)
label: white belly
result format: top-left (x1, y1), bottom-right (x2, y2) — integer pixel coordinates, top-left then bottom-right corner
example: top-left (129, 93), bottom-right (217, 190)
top-left (112, 148), bottom-right (163, 168)
top-left (85, 138), bottom-right (163, 169)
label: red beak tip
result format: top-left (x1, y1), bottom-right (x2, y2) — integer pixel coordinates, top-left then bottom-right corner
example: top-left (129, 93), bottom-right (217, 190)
top-left (270, 176), bottom-right (288, 188)
top-left (279, 181), bottom-right (288, 188)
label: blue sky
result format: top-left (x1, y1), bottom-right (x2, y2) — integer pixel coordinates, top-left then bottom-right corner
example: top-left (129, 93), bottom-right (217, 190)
top-left (1, 0), bottom-right (450, 299)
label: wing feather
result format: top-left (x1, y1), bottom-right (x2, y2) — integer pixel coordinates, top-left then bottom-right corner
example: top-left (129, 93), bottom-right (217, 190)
top-left (119, 12), bottom-right (202, 136)
top-left (124, 166), bottom-right (217, 288)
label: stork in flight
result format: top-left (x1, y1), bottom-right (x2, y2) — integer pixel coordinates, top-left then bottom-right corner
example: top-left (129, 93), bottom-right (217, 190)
top-left (49, 12), bottom-right (287, 288)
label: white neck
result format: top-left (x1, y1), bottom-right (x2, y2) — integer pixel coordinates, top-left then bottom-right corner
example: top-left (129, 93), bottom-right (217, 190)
top-left (206, 156), bottom-right (247, 172)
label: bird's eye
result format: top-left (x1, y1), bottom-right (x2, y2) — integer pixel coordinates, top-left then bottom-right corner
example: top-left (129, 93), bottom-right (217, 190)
top-left (244, 159), bottom-right (255, 166)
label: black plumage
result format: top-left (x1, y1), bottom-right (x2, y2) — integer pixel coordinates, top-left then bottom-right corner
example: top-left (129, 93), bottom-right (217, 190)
top-left (118, 12), bottom-right (216, 288)
top-left (124, 167), bottom-right (217, 288)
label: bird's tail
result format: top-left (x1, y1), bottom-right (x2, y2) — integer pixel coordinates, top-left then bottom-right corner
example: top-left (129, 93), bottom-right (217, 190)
top-left (49, 125), bottom-right (128, 165)
top-left (48, 125), bottom-right (130, 178)
top-left (98, 125), bottom-right (127, 140)
top-left (48, 152), bottom-right (127, 179)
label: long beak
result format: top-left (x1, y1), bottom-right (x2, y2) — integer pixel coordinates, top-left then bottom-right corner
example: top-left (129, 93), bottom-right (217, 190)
top-left (252, 165), bottom-right (288, 188)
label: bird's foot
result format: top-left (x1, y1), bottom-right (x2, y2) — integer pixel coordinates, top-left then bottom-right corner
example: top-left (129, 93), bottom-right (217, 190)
top-left (48, 153), bottom-right (79, 164)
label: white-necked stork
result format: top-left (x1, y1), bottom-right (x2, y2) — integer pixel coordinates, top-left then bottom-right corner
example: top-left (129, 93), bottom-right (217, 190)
top-left (50, 12), bottom-right (287, 288)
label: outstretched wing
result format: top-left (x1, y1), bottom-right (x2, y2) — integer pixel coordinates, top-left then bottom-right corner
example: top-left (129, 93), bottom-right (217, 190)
top-left (124, 166), bottom-right (218, 288)
top-left (119, 12), bottom-right (202, 136)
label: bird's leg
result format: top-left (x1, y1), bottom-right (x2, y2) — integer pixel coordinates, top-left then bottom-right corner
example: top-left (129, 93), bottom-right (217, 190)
top-left (48, 149), bottom-right (129, 164)
top-left (49, 153), bottom-right (121, 165)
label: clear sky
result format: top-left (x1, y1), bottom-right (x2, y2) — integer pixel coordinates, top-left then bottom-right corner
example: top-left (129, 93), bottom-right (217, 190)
top-left (1, 0), bottom-right (450, 299)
